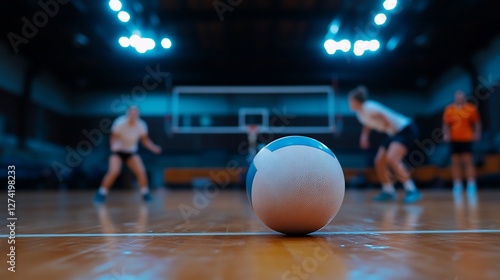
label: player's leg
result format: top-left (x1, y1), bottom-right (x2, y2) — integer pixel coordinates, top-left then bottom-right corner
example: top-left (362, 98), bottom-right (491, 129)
top-left (450, 142), bottom-right (465, 192)
top-left (451, 151), bottom-right (463, 192)
top-left (373, 146), bottom-right (397, 202)
top-left (386, 142), bottom-right (422, 203)
top-left (126, 154), bottom-right (152, 201)
top-left (462, 151), bottom-right (477, 193)
top-left (94, 154), bottom-right (123, 203)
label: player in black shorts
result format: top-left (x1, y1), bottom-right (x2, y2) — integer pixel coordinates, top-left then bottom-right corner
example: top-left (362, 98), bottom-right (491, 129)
top-left (113, 151), bottom-right (135, 162)
top-left (380, 123), bottom-right (420, 152)
top-left (94, 106), bottom-right (162, 203)
top-left (349, 86), bottom-right (422, 203)
top-left (443, 91), bottom-right (481, 193)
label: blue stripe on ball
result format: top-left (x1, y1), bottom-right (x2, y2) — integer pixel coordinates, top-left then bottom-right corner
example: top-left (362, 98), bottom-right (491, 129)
top-left (246, 161), bottom-right (257, 206)
top-left (266, 136), bottom-right (336, 158)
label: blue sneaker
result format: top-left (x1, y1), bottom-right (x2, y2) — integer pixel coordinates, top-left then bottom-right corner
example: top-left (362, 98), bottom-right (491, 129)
top-left (94, 192), bottom-right (106, 204)
top-left (373, 192), bottom-right (397, 202)
top-left (403, 190), bottom-right (422, 204)
top-left (142, 193), bottom-right (153, 202)
top-left (453, 185), bottom-right (463, 194)
top-left (466, 185), bottom-right (477, 195)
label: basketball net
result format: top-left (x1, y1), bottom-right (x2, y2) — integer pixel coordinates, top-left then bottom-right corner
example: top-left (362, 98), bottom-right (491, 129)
top-left (247, 125), bottom-right (259, 143)
top-left (246, 125), bottom-right (260, 162)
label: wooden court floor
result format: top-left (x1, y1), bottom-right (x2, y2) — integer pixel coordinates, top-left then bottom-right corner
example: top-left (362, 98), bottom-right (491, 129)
top-left (1, 189), bottom-right (500, 280)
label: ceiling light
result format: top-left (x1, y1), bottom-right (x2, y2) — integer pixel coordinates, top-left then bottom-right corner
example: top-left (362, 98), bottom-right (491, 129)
top-left (161, 38), bottom-right (172, 49)
top-left (118, 11), bottom-right (130, 22)
top-left (374, 13), bottom-right (387, 25)
top-left (109, 0), bottom-right (122, 12)
top-left (383, 0), bottom-right (398, 11)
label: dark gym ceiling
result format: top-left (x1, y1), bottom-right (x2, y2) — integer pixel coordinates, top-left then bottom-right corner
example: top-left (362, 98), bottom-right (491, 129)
top-left (1, 0), bottom-right (500, 92)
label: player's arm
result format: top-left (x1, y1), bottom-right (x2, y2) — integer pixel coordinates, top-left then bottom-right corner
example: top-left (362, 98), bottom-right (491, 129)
top-left (442, 123), bottom-right (451, 142)
top-left (140, 135), bottom-right (162, 154)
top-left (474, 121), bottom-right (482, 141)
top-left (472, 107), bottom-right (482, 141)
top-left (360, 125), bottom-right (371, 149)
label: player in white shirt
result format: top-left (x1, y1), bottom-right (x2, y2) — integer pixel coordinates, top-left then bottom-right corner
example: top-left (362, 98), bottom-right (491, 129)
top-left (348, 86), bottom-right (422, 203)
top-left (94, 106), bottom-right (162, 203)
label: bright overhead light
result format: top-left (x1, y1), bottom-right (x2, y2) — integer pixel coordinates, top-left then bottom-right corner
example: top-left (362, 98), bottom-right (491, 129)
top-left (126, 36), bottom-right (154, 54)
top-left (324, 39), bottom-right (336, 55)
top-left (353, 48), bottom-right (364, 56)
top-left (338, 39), bottom-right (351, 52)
top-left (383, 0), bottom-right (398, 11)
top-left (374, 13), bottom-right (387, 25)
top-left (324, 39), bottom-right (351, 55)
top-left (354, 40), bottom-right (368, 50)
top-left (135, 45), bottom-right (147, 54)
top-left (354, 40), bottom-right (369, 56)
top-left (118, 11), bottom-right (130, 22)
top-left (118, 36), bottom-right (129, 47)
top-left (129, 35), bottom-right (141, 47)
top-left (142, 38), bottom-right (156, 50)
top-left (109, 0), bottom-right (122, 12)
top-left (368, 40), bottom-right (380, 51)
top-left (161, 38), bottom-right (172, 49)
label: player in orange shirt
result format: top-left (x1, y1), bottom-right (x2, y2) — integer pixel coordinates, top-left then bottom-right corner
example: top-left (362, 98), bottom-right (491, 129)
top-left (443, 90), bottom-right (481, 193)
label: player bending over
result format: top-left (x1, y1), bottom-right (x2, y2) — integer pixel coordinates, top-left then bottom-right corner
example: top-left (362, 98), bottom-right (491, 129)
top-left (348, 86), bottom-right (422, 203)
top-left (94, 106), bottom-right (162, 203)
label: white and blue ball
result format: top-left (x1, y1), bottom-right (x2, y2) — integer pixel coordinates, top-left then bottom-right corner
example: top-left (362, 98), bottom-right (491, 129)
top-left (247, 136), bottom-right (345, 235)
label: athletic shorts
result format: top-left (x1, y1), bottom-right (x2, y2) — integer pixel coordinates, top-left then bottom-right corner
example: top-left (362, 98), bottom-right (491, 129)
top-left (450, 141), bottom-right (473, 154)
top-left (381, 122), bottom-right (419, 150)
top-left (112, 151), bottom-right (135, 162)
